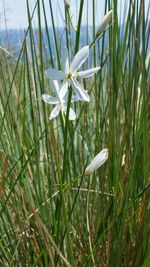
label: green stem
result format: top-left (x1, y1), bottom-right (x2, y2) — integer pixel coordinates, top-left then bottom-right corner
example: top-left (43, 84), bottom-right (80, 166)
top-left (56, 87), bottom-right (75, 266)
top-left (62, 87), bottom-right (73, 183)
top-left (75, 0), bottom-right (84, 53)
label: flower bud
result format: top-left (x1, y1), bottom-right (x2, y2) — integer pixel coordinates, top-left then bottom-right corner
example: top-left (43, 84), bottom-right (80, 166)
top-left (85, 148), bottom-right (108, 175)
top-left (96, 10), bottom-right (113, 37)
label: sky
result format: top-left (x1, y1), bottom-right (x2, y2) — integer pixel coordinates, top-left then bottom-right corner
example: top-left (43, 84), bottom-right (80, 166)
top-left (0, 0), bottom-right (149, 30)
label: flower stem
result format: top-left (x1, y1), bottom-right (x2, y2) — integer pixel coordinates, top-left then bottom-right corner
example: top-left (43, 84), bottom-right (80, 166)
top-left (57, 87), bottom-right (74, 266)
top-left (62, 87), bottom-right (72, 183)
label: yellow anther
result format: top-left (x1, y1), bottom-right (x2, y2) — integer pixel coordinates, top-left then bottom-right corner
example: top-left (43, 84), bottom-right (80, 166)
top-left (66, 72), bottom-right (72, 79)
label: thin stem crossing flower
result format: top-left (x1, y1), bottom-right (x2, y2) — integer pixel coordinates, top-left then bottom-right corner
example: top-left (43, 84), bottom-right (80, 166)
top-left (64, 0), bottom-right (70, 8)
top-left (42, 80), bottom-right (77, 120)
top-left (45, 46), bottom-right (100, 102)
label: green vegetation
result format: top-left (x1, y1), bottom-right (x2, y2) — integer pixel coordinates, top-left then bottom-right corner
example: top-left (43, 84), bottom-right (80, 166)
top-left (0, 0), bottom-right (150, 266)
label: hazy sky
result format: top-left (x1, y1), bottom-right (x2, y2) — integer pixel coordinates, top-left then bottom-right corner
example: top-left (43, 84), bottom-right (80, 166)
top-left (0, 0), bottom-right (149, 30)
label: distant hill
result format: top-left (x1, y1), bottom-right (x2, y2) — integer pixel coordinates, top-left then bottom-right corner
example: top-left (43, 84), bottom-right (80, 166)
top-left (0, 27), bottom-right (90, 52)
top-left (0, 26), bottom-right (149, 63)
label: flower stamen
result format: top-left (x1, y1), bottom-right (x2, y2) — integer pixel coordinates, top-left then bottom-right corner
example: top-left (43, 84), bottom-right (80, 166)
top-left (66, 72), bottom-right (72, 79)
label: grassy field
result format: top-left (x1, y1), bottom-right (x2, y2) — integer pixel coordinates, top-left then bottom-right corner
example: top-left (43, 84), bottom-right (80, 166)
top-left (0, 0), bottom-right (150, 266)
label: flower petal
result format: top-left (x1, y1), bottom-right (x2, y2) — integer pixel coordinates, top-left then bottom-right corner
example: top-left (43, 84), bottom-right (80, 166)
top-left (42, 94), bottom-right (59, 104)
top-left (71, 94), bottom-right (80, 102)
top-left (70, 46), bottom-right (89, 72)
top-left (45, 68), bottom-right (65, 80)
top-left (78, 67), bottom-right (100, 78)
top-left (59, 81), bottom-right (69, 100)
top-left (62, 48), bottom-right (69, 73)
top-left (71, 78), bottom-right (90, 102)
top-left (85, 148), bottom-right (108, 175)
top-left (52, 80), bottom-right (60, 95)
top-left (69, 108), bottom-right (76, 120)
top-left (63, 106), bottom-right (76, 120)
top-left (49, 105), bottom-right (61, 120)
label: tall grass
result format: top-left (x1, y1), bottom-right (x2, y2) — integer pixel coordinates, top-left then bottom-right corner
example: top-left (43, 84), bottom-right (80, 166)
top-left (0, 0), bottom-right (150, 266)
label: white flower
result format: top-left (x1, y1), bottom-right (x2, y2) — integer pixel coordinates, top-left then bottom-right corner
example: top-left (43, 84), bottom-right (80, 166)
top-left (42, 80), bottom-right (77, 120)
top-left (85, 148), bottom-right (108, 175)
top-left (45, 46), bottom-right (100, 102)
top-left (96, 10), bottom-right (113, 37)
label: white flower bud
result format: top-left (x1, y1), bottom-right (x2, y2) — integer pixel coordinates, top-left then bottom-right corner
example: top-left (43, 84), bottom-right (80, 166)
top-left (85, 148), bottom-right (108, 175)
top-left (96, 10), bottom-right (113, 37)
